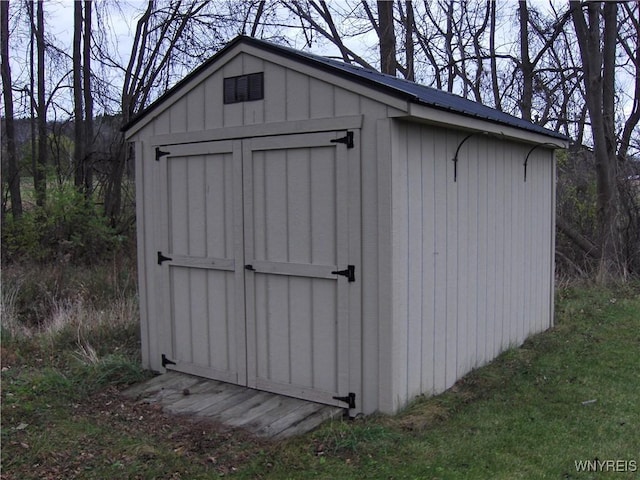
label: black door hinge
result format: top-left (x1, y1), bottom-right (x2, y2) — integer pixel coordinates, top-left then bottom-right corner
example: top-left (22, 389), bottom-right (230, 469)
top-left (157, 251), bottom-right (172, 265)
top-left (333, 392), bottom-right (356, 409)
top-left (331, 265), bottom-right (355, 282)
top-left (330, 131), bottom-right (354, 149)
top-left (155, 147), bottom-right (170, 161)
top-left (162, 354), bottom-right (176, 368)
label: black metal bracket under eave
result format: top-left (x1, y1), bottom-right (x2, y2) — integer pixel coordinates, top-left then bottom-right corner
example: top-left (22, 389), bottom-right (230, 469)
top-left (161, 354), bottom-right (176, 368)
top-left (451, 132), bottom-right (479, 182)
top-left (330, 131), bottom-right (354, 149)
top-left (523, 142), bottom-right (564, 182)
top-left (333, 392), bottom-right (356, 409)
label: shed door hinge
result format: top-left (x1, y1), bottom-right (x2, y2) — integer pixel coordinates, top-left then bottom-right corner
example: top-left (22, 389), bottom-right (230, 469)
top-left (155, 147), bottom-right (170, 161)
top-left (161, 354), bottom-right (176, 368)
top-left (331, 265), bottom-right (355, 282)
top-left (157, 251), bottom-right (172, 265)
top-left (330, 131), bottom-right (354, 149)
top-left (333, 392), bottom-right (356, 409)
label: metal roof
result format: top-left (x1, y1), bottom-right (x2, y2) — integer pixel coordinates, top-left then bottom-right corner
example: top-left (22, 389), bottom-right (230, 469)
top-left (124, 36), bottom-right (569, 142)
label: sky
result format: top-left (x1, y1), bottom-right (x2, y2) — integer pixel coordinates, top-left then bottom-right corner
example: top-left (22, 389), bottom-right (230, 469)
top-left (6, 0), bottom-right (636, 132)
top-left (47, 0), bottom-right (141, 66)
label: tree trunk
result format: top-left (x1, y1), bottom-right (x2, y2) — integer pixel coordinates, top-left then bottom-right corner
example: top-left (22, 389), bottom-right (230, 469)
top-left (35, 0), bottom-right (47, 206)
top-left (250, 0), bottom-right (265, 37)
top-left (1, 0), bottom-right (22, 218)
top-left (489, 0), bottom-right (501, 110)
top-left (518, 0), bottom-right (533, 121)
top-left (404, 0), bottom-right (414, 81)
top-left (28, 1), bottom-right (36, 206)
top-left (73, 1), bottom-right (85, 191)
top-left (83, 0), bottom-right (93, 195)
top-left (444, 1), bottom-right (455, 92)
top-left (378, 0), bottom-right (396, 75)
top-left (571, 1), bottom-right (621, 282)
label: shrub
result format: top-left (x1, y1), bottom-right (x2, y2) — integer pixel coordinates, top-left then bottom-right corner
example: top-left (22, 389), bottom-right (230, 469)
top-left (2, 184), bottom-right (124, 264)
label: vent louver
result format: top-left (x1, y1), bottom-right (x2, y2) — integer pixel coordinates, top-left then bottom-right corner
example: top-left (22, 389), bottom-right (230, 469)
top-left (224, 72), bottom-right (264, 104)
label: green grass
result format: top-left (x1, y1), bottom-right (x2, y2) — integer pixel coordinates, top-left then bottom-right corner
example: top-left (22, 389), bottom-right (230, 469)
top-left (2, 273), bottom-right (639, 479)
top-left (235, 285), bottom-right (640, 479)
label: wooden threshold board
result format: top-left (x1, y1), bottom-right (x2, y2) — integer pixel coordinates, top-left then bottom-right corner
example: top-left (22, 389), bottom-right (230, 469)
top-left (123, 371), bottom-right (345, 439)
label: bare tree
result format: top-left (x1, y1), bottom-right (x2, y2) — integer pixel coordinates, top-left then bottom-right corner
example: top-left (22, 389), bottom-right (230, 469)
top-left (73, 0), bottom-right (85, 192)
top-left (377, 0), bottom-right (396, 74)
top-left (282, 1), bottom-right (374, 68)
top-left (616, 2), bottom-right (640, 164)
top-left (105, 0), bottom-right (218, 220)
top-left (33, 0), bottom-right (46, 206)
top-left (250, 0), bottom-right (266, 37)
top-left (1, 0), bottom-right (22, 218)
top-left (488, 1), bottom-right (501, 110)
top-left (518, 1), bottom-right (533, 121)
top-left (399, 0), bottom-right (415, 81)
top-left (83, 0), bottom-right (93, 194)
top-left (1, 0), bottom-right (636, 277)
top-left (571, 1), bottom-right (621, 282)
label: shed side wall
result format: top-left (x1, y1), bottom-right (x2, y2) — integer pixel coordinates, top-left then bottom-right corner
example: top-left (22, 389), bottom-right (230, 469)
top-left (389, 120), bottom-right (555, 411)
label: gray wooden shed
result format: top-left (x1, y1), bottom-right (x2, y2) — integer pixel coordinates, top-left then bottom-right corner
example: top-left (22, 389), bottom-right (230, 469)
top-left (124, 36), bottom-right (569, 416)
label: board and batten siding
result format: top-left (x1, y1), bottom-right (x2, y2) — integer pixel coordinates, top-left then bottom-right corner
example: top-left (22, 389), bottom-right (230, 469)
top-left (130, 42), bottom-right (560, 416)
top-left (130, 50), bottom-right (404, 415)
top-left (135, 49), bottom-right (406, 137)
top-left (383, 120), bottom-right (555, 412)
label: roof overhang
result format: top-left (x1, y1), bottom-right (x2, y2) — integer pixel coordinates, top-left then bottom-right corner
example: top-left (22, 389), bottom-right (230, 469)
top-left (124, 35), bottom-right (571, 149)
top-left (398, 103), bottom-right (570, 148)
top-left (123, 36), bottom-right (409, 139)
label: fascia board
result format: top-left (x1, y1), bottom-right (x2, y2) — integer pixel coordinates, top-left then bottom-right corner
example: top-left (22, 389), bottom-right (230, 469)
top-left (401, 103), bottom-right (570, 148)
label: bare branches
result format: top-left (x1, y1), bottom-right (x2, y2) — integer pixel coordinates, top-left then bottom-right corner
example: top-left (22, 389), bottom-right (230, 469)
top-left (1, 0), bottom-right (638, 275)
top-left (617, 2), bottom-right (640, 163)
top-left (251, 1), bottom-right (266, 37)
top-left (282, 1), bottom-right (375, 69)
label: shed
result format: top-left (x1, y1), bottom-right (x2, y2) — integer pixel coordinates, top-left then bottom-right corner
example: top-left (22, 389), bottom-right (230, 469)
top-left (124, 36), bottom-right (569, 416)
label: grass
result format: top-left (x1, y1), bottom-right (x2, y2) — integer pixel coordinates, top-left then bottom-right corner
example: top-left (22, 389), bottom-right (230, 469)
top-left (2, 265), bottom-right (639, 479)
top-left (251, 285), bottom-right (638, 480)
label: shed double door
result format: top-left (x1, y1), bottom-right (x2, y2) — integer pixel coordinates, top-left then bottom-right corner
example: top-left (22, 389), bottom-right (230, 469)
top-left (157, 131), bottom-right (358, 407)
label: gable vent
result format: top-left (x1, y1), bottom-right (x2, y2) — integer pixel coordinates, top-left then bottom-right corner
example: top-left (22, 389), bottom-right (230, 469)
top-left (224, 72), bottom-right (264, 104)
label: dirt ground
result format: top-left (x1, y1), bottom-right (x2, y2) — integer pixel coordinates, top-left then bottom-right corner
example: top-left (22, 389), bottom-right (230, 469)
top-left (1, 384), bottom-right (275, 480)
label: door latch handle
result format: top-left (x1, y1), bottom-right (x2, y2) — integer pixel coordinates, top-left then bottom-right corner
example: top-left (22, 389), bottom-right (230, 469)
top-left (245, 264), bottom-right (255, 271)
top-left (331, 265), bottom-right (355, 282)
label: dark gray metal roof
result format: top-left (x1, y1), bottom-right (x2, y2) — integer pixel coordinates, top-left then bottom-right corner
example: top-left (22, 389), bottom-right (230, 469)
top-left (250, 37), bottom-right (568, 142)
top-left (125, 35), bottom-right (569, 142)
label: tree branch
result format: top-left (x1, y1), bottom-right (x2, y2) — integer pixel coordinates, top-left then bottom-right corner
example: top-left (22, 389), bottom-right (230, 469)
top-left (556, 216), bottom-right (601, 259)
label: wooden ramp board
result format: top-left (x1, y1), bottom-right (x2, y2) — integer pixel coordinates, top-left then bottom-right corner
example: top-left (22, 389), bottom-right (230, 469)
top-left (122, 372), bottom-right (344, 439)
